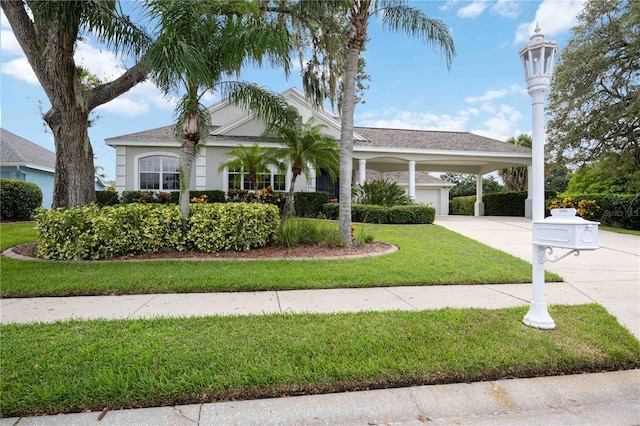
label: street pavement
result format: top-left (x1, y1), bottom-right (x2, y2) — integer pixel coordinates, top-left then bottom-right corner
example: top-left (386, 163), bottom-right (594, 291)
top-left (1, 216), bottom-right (639, 425)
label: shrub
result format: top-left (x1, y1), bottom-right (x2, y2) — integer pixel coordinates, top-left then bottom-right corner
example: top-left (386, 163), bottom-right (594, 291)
top-left (226, 189), bottom-right (257, 203)
top-left (484, 192), bottom-right (527, 216)
top-left (450, 195), bottom-right (475, 215)
top-left (294, 192), bottom-right (329, 218)
top-left (0, 179), bottom-right (42, 221)
top-left (388, 205), bottom-right (436, 224)
top-left (95, 190), bottom-right (119, 207)
top-left (36, 204), bottom-right (185, 260)
top-left (352, 204), bottom-right (388, 223)
top-left (322, 203), bottom-right (434, 224)
top-left (187, 203), bottom-right (279, 252)
top-left (548, 193), bottom-right (639, 230)
top-left (278, 219), bottom-right (345, 248)
top-left (353, 179), bottom-right (412, 207)
top-left (170, 190), bottom-right (226, 204)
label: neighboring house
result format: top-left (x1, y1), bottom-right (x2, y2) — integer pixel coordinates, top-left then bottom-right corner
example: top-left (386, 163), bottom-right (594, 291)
top-left (1, 128), bottom-right (109, 209)
top-left (106, 88), bottom-right (533, 215)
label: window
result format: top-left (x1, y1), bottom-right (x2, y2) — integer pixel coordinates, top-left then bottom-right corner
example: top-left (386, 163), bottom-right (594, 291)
top-left (227, 168), bottom-right (286, 191)
top-left (139, 156), bottom-right (180, 190)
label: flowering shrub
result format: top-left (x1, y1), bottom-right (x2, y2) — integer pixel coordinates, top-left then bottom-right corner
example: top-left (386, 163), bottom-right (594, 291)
top-left (547, 196), bottom-right (600, 220)
top-left (187, 203), bottom-right (279, 252)
top-left (191, 194), bottom-right (208, 203)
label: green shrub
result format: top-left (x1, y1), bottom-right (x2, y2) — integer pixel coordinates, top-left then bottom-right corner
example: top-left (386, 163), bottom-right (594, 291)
top-left (450, 195), bottom-right (475, 215)
top-left (0, 179), bottom-right (42, 221)
top-left (322, 203), bottom-right (434, 224)
top-left (353, 179), bottom-right (412, 207)
top-left (294, 192), bottom-right (329, 218)
top-left (278, 219), bottom-right (344, 248)
top-left (388, 205), bottom-right (436, 224)
top-left (95, 190), bottom-right (119, 207)
top-left (36, 204), bottom-right (184, 260)
top-left (119, 190), bottom-right (171, 204)
top-left (352, 204), bottom-right (388, 223)
top-left (484, 192), bottom-right (527, 216)
top-left (187, 203), bottom-right (279, 252)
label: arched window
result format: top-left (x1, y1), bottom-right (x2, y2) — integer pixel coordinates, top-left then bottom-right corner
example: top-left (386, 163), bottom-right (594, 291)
top-left (139, 156), bottom-right (180, 190)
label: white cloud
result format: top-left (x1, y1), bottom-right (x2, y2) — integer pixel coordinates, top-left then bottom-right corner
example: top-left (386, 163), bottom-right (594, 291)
top-left (514, 0), bottom-right (585, 44)
top-left (439, 1), bottom-right (457, 12)
top-left (357, 108), bottom-right (470, 132)
top-left (96, 96), bottom-right (149, 116)
top-left (471, 105), bottom-right (522, 141)
top-left (1, 29), bottom-right (22, 55)
top-left (493, 0), bottom-right (520, 19)
top-left (457, 1), bottom-right (489, 18)
top-left (1, 57), bottom-right (38, 84)
top-left (465, 84), bottom-right (526, 103)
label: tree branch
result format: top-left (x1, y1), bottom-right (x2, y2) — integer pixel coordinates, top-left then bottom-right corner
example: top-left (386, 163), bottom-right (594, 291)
top-left (87, 60), bottom-right (148, 111)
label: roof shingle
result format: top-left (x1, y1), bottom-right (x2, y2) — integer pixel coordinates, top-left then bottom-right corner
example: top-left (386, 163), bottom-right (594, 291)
top-left (1, 128), bottom-right (56, 169)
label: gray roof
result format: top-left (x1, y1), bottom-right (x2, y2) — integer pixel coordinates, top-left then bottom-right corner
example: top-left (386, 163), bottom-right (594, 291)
top-left (353, 127), bottom-right (531, 154)
top-left (106, 125), bottom-right (531, 155)
top-left (1, 128), bottom-right (56, 169)
top-left (364, 170), bottom-right (451, 185)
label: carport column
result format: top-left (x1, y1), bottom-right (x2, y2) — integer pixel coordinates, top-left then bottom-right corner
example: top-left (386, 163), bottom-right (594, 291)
top-left (408, 161), bottom-right (416, 200)
top-left (358, 159), bottom-right (366, 185)
top-left (525, 166), bottom-right (533, 218)
top-left (474, 174), bottom-right (484, 216)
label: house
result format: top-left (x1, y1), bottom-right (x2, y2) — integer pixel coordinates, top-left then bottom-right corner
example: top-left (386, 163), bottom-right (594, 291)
top-left (1, 128), bottom-right (110, 208)
top-left (106, 88), bottom-right (533, 215)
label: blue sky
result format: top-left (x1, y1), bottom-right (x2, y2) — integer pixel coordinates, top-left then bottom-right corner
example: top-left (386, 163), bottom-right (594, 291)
top-left (1, 0), bottom-right (586, 181)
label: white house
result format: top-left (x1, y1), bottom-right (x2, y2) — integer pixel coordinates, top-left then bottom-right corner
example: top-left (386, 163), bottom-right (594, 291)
top-left (105, 88), bottom-right (533, 215)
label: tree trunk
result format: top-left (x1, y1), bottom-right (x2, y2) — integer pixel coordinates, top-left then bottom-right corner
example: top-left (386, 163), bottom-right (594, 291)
top-left (45, 107), bottom-right (97, 208)
top-left (179, 112), bottom-right (201, 219)
top-left (338, 44), bottom-right (361, 245)
top-left (282, 173), bottom-right (299, 225)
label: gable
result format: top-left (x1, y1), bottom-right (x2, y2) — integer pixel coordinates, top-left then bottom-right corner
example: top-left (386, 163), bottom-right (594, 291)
top-left (211, 88), bottom-right (345, 140)
top-left (0, 128), bottom-right (56, 171)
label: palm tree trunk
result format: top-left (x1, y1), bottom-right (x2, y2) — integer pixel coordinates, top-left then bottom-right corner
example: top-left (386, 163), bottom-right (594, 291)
top-left (338, 44), bottom-right (361, 245)
top-left (282, 173), bottom-right (299, 225)
top-left (178, 111), bottom-right (201, 219)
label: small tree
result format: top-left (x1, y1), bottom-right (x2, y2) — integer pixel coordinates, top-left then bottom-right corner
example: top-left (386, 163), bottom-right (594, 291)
top-left (218, 144), bottom-right (281, 194)
top-left (499, 134), bottom-right (531, 192)
top-left (263, 117), bottom-right (340, 221)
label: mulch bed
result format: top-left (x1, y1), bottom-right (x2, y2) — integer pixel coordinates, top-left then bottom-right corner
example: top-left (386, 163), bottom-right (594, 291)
top-left (9, 241), bottom-right (394, 261)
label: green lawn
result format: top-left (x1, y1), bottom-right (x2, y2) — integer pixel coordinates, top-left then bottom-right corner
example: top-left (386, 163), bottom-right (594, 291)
top-left (0, 222), bottom-right (562, 297)
top-left (2, 304), bottom-right (638, 418)
top-left (600, 225), bottom-right (640, 236)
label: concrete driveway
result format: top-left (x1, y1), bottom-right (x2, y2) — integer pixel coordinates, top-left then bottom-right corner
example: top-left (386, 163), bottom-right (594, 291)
top-left (436, 215), bottom-right (640, 339)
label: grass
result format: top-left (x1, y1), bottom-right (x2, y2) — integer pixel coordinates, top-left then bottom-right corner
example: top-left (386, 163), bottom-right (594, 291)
top-left (1, 304), bottom-right (638, 418)
top-left (599, 225), bottom-right (640, 236)
top-left (0, 222), bottom-right (562, 297)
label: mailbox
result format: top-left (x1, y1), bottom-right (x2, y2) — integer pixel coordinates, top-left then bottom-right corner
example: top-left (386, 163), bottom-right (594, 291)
top-left (533, 208), bottom-right (599, 250)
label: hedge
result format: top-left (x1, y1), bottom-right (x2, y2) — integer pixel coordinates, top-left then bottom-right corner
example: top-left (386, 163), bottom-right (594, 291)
top-left (187, 203), bottom-right (279, 252)
top-left (36, 204), bottom-right (185, 260)
top-left (95, 190), bottom-right (120, 207)
top-left (450, 191), bottom-right (558, 216)
top-left (0, 179), bottom-right (42, 221)
top-left (548, 193), bottom-right (640, 230)
top-left (323, 203), bottom-right (435, 224)
top-left (294, 192), bottom-right (329, 218)
top-left (35, 203), bottom-right (281, 260)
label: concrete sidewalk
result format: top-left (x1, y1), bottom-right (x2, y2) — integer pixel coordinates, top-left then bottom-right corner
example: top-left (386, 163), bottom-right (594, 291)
top-left (2, 216), bottom-right (639, 425)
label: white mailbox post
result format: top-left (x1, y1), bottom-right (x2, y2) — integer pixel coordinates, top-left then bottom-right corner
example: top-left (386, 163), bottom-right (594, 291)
top-left (533, 208), bottom-right (600, 263)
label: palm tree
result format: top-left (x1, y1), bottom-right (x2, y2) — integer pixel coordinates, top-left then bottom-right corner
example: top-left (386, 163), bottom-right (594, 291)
top-left (263, 117), bottom-right (340, 221)
top-left (218, 144), bottom-right (281, 193)
top-left (499, 134), bottom-right (532, 191)
top-left (144, 0), bottom-right (297, 218)
top-left (299, 0), bottom-right (455, 244)
top-left (2, 0), bottom-right (152, 208)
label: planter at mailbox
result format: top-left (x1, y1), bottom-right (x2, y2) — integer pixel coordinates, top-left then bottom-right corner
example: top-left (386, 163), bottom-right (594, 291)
top-left (533, 208), bottom-right (599, 250)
